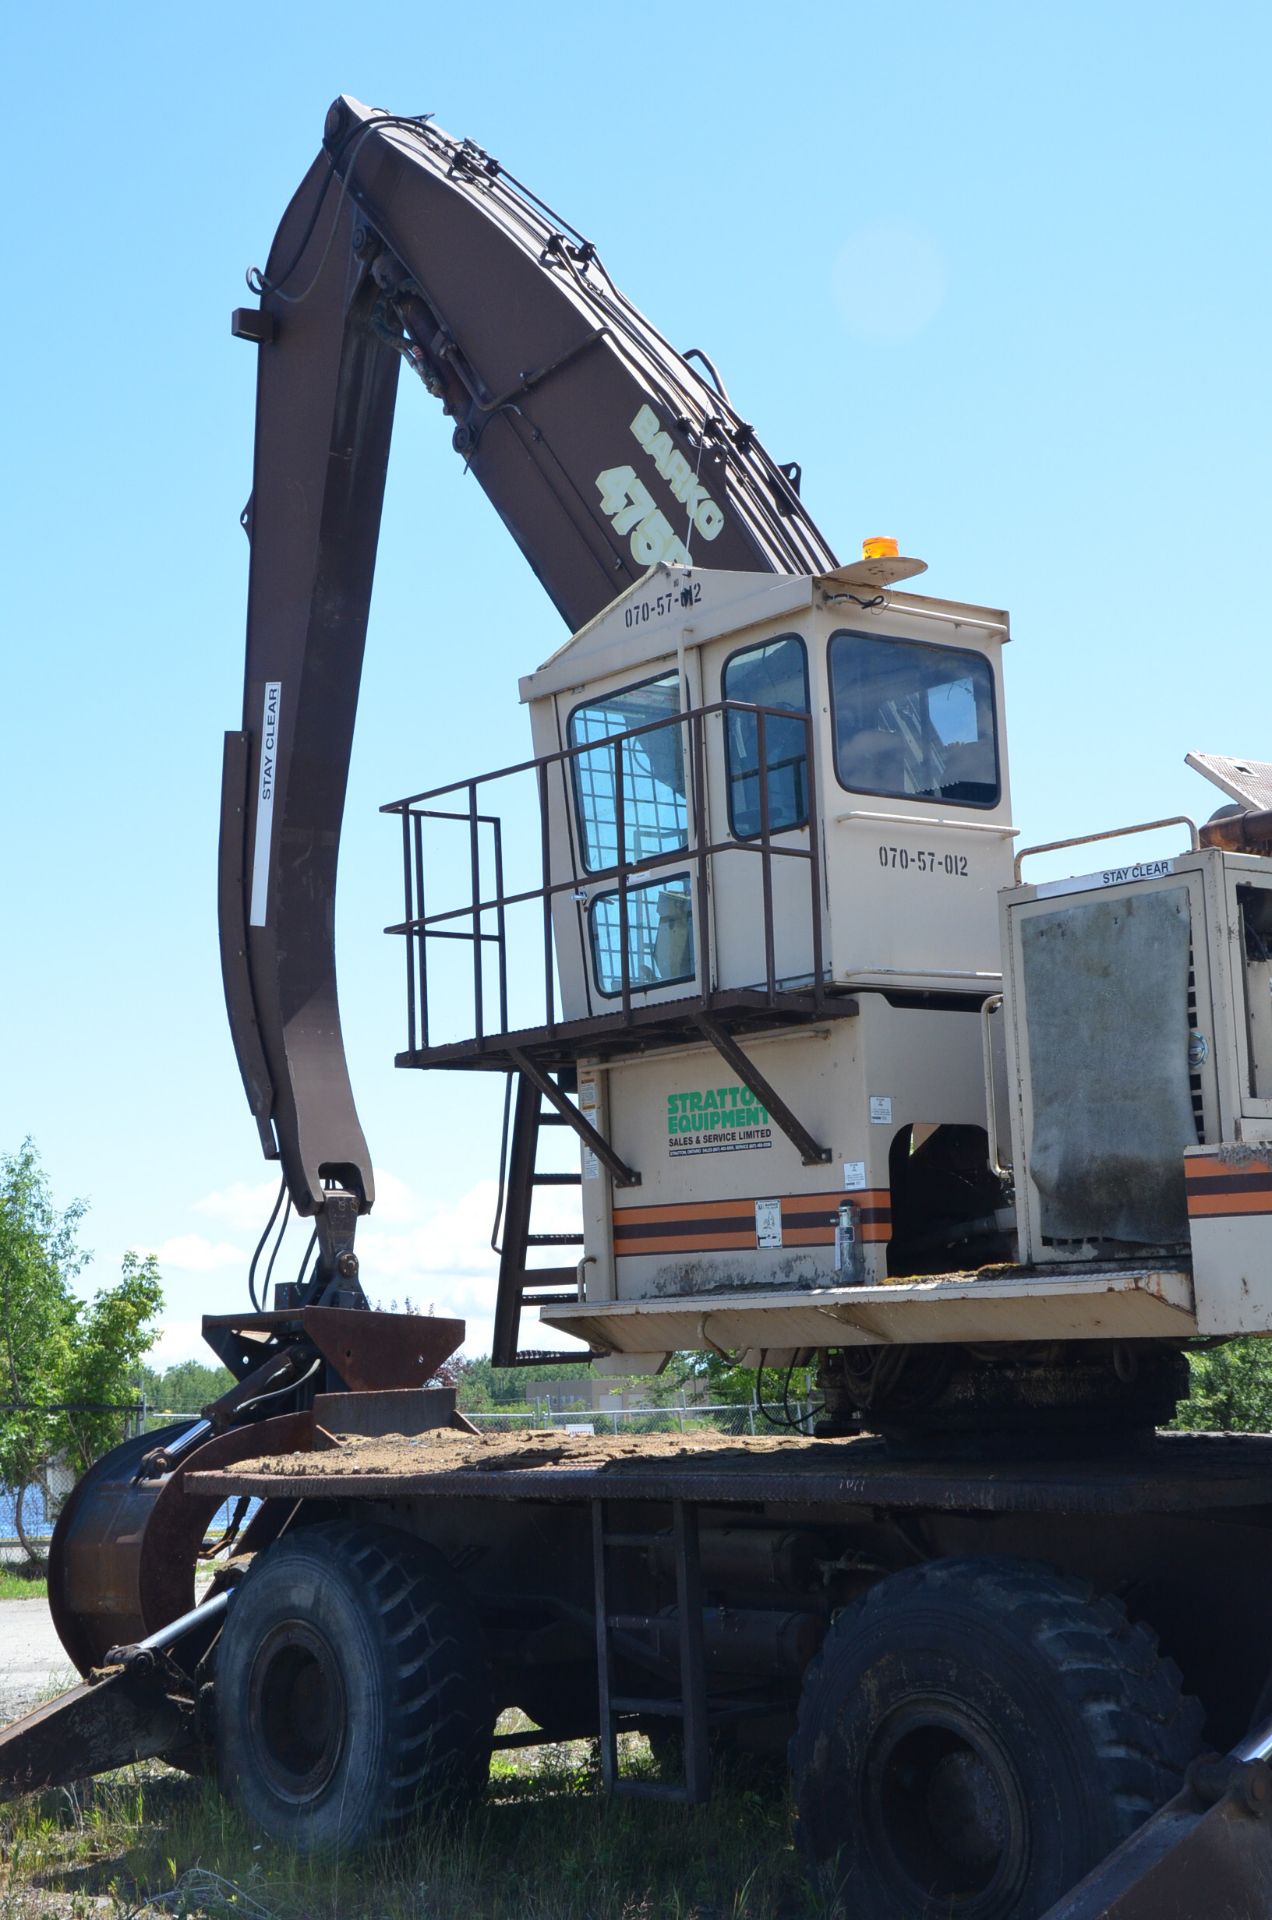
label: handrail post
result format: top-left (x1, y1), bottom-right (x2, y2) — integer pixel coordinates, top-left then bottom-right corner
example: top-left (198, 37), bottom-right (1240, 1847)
top-left (492, 811), bottom-right (508, 1035)
top-left (615, 734), bottom-right (630, 1017)
top-left (692, 707), bottom-right (711, 1006)
top-left (468, 780), bottom-right (483, 1043)
top-left (758, 706), bottom-right (775, 1003)
top-left (538, 760), bottom-right (555, 1030)
top-left (805, 711), bottom-right (825, 1008)
top-left (981, 993), bottom-right (1008, 1179)
top-left (400, 807), bottom-right (416, 1056)
top-left (412, 808), bottom-right (429, 1051)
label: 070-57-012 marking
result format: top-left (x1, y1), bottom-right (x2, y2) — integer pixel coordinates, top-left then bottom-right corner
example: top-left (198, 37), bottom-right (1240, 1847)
top-left (878, 844), bottom-right (970, 877)
top-left (623, 581), bottom-right (703, 627)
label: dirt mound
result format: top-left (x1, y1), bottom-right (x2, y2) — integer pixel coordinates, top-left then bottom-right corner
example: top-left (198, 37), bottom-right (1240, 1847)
top-left (233, 1423), bottom-right (819, 1481)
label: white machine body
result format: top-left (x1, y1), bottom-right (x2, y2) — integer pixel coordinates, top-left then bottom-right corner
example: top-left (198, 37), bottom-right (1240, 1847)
top-left (433, 561), bottom-right (1272, 1365)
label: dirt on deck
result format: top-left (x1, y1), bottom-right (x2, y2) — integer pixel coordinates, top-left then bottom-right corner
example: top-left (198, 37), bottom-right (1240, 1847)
top-left (229, 1424), bottom-right (829, 1482)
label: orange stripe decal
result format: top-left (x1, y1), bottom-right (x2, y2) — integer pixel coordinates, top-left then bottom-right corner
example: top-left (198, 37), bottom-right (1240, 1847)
top-left (1188, 1191), bottom-right (1272, 1218)
top-left (614, 1232), bottom-right (761, 1257)
top-left (617, 1197), bottom-right (777, 1225)
top-left (1186, 1152), bottom-right (1272, 1217)
top-left (613, 1190), bottom-right (892, 1255)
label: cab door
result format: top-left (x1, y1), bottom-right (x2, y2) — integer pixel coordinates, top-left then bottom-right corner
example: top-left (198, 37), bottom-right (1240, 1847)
top-left (556, 664), bottom-right (705, 1015)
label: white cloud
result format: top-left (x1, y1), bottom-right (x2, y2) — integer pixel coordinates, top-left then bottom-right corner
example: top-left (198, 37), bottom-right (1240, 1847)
top-left (146, 1318), bottom-right (211, 1370)
top-left (360, 1178), bottom-right (577, 1277)
top-left (358, 1178), bottom-right (587, 1360)
top-left (367, 1168), bottom-right (418, 1226)
top-left (191, 1167), bottom-right (417, 1233)
top-left (192, 1178), bottom-right (281, 1233)
top-left (148, 1233), bottom-right (246, 1272)
top-left (359, 1178), bottom-right (501, 1281)
top-left (159, 1173), bottom-right (585, 1365)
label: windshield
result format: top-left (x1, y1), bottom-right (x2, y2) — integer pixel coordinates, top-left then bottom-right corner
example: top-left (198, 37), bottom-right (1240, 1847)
top-left (828, 631), bottom-right (999, 807)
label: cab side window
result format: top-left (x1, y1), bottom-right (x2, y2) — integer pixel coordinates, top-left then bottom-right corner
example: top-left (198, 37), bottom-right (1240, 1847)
top-left (568, 672), bottom-right (686, 871)
top-left (722, 635), bottom-right (810, 838)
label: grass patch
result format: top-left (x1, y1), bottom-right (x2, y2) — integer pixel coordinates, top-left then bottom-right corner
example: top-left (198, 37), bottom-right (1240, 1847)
top-left (0, 1562), bottom-right (48, 1600)
top-left (0, 1735), bottom-right (818, 1920)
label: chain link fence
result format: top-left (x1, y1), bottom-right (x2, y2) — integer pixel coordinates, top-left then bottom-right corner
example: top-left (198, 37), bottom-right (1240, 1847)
top-left (465, 1401), bottom-right (817, 1437)
top-left (0, 1402), bottom-right (147, 1550)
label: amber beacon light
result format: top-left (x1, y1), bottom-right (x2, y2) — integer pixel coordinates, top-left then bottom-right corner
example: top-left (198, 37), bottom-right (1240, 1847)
top-left (861, 535), bottom-right (900, 559)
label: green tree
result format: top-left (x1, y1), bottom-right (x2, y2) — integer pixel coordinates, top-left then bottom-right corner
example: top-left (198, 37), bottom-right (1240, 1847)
top-left (673, 1349), bottom-right (814, 1412)
top-left (1174, 1341), bottom-right (1272, 1432)
top-left (452, 1356), bottom-right (498, 1413)
top-left (56, 1253), bottom-right (163, 1474)
top-left (0, 1142), bottom-right (163, 1560)
top-left (138, 1358), bottom-right (235, 1415)
top-left (0, 1143), bottom-right (82, 1552)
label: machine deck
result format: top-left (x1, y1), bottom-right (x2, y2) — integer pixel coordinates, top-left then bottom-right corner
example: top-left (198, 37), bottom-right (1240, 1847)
top-left (185, 1426), bottom-right (1272, 1517)
top-left (541, 1262), bottom-right (1198, 1352)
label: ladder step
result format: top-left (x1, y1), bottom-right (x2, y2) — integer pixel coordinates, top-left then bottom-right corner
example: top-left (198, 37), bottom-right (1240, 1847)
top-left (607, 1613), bottom-right (664, 1630)
top-left (610, 1696), bottom-right (684, 1718)
top-left (518, 1267), bottom-right (578, 1289)
top-left (527, 1232), bottom-right (585, 1246)
top-left (539, 1110), bottom-right (572, 1126)
top-left (532, 1172), bottom-right (582, 1186)
top-left (603, 1530), bottom-right (672, 1548)
top-left (522, 1292), bottom-right (577, 1306)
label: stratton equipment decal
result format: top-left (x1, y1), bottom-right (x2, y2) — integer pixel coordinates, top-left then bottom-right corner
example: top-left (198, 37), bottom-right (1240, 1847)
top-left (1186, 1151), bottom-right (1272, 1218)
top-left (595, 403), bottom-right (727, 570)
top-left (613, 1191), bottom-right (892, 1258)
top-left (668, 1084), bottom-right (772, 1156)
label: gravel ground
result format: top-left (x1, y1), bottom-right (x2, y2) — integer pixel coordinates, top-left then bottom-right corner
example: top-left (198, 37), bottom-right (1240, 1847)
top-left (0, 1595), bottom-right (75, 1723)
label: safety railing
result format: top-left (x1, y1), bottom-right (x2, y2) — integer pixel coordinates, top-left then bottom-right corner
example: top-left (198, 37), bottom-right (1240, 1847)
top-left (382, 698), bottom-right (826, 1055)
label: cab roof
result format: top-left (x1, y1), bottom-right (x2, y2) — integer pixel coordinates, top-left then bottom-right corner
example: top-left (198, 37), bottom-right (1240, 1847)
top-left (519, 563), bottom-right (1010, 704)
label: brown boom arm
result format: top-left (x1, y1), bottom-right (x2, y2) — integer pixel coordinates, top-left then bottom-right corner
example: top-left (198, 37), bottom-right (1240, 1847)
top-left (220, 96), bottom-right (837, 1292)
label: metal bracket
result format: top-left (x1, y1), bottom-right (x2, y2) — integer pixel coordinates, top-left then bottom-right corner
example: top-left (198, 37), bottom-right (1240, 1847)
top-left (231, 307), bottom-right (277, 346)
top-left (311, 1190), bottom-right (364, 1306)
top-left (508, 1050), bottom-right (640, 1187)
top-left (691, 1014), bottom-right (831, 1166)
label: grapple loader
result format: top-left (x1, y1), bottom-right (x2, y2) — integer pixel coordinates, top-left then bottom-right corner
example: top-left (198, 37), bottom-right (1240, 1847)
top-left (5, 98), bottom-right (1272, 1920)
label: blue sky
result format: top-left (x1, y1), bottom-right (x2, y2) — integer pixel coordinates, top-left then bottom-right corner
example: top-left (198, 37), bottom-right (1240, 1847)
top-left (4, 0), bottom-right (1269, 1366)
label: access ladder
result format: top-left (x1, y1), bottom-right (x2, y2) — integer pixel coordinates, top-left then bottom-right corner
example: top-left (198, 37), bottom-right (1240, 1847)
top-left (592, 1499), bottom-right (711, 1804)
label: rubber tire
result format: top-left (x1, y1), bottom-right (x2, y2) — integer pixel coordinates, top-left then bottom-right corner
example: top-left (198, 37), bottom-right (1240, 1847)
top-left (789, 1555), bottom-right (1202, 1920)
top-left (215, 1521), bottom-right (493, 1855)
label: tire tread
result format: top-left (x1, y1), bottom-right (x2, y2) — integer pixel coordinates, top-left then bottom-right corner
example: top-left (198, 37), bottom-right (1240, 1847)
top-left (789, 1553), bottom-right (1203, 1915)
top-left (218, 1519), bottom-right (492, 1848)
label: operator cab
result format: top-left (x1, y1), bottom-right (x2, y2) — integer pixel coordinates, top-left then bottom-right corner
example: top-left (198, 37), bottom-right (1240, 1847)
top-left (517, 559), bottom-right (1015, 1018)
top-left (387, 559), bottom-right (1026, 1370)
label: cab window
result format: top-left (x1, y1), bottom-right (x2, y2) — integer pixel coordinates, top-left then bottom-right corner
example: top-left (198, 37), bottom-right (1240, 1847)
top-left (568, 672), bottom-right (686, 872)
top-left (722, 634), bottom-right (810, 838)
top-left (829, 630), bottom-right (999, 807)
top-left (588, 875), bottom-right (695, 997)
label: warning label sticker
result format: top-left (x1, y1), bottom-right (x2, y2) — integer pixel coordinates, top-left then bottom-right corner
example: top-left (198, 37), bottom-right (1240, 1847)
top-left (667, 1084), bottom-right (773, 1157)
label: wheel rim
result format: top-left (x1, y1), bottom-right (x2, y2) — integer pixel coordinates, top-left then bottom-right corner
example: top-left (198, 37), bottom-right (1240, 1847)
top-left (863, 1696), bottom-right (1029, 1912)
top-left (247, 1621), bottom-right (347, 1804)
